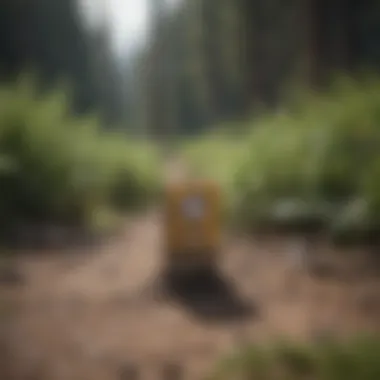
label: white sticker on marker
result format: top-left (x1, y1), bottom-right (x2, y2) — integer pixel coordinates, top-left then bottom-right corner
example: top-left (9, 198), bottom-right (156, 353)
top-left (182, 196), bottom-right (205, 219)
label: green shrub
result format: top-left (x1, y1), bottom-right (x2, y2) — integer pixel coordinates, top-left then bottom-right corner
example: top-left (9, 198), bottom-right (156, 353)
top-left (210, 336), bottom-right (380, 380)
top-left (0, 75), bottom-right (161, 234)
top-left (184, 75), bottom-right (380, 240)
top-left (237, 76), bottom-right (380, 235)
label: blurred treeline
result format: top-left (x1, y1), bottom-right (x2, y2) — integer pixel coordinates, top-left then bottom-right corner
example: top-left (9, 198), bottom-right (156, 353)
top-left (1, 0), bottom-right (379, 137)
top-left (0, 0), bottom-right (132, 126)
top-left (140, 0), bottom-right (380, 136)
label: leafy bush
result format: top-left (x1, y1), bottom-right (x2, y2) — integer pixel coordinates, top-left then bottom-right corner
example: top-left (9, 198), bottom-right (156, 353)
top-left (236, 76), bottom-right (380, 237)
top-left (211, 336), bottom-right (380, 380)
top-left (184, 75), bottom-right (380, 241)
top-left (0, 75), bottom-right (161, 235)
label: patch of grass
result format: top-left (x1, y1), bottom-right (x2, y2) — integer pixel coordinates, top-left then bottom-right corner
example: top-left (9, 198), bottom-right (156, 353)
top-left (210, 336), bottom-right (380, 380)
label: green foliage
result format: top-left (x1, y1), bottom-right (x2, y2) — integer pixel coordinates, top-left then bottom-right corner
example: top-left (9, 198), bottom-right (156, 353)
top-left (210, 336), bottom-right (380, 380)
top-left (0, 77), bottom-right (161, 234)
top-left (184, 75), bottom-right (380, 240)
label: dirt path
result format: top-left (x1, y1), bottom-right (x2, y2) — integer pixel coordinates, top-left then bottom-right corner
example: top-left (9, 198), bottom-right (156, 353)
top-left (1, 159), bottom-right (380, 380)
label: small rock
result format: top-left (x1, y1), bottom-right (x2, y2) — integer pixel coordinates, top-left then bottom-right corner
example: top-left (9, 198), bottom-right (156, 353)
top-left (161, 361), bottom-right (184, 380)
top-left (118, 362), bottom-right (140, 380)
top-left (0, 265), bottom-right (25, 286)
top-left (308, 259), bottom-right (337, 279)
top-left (356, 287), bottom-right (380, 315)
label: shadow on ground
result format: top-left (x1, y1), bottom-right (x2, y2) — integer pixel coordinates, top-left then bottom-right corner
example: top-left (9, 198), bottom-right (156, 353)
top-left (0, 223), bottom-right (125, 252)
top-left (162, 268), bottom-right (258, 323)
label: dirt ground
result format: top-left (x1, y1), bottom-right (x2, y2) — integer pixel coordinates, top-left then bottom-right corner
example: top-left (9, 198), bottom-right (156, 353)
top-left (1, 160), bottom-right (380, 380)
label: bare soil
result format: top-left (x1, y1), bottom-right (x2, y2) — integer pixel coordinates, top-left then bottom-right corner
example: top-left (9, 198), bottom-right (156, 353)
top-left (1, 160), bottom-right (379, 380)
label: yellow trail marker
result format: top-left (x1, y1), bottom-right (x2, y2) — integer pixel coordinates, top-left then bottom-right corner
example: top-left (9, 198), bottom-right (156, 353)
top-left (163, 179), bottom-right (221, 278)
